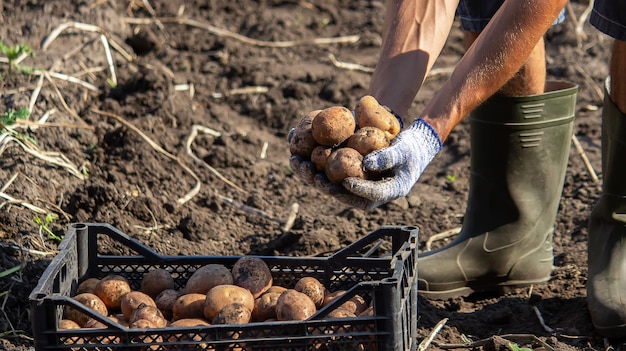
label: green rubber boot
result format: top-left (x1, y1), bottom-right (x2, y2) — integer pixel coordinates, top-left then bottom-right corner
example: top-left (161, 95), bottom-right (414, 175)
top-left (418, 81), bottom-right (578, 300)
top-left (587, 78), bottom-right (626, 338)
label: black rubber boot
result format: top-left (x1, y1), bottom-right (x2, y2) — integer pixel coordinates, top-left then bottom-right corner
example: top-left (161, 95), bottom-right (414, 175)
top-left (418, 81), bottom-right (578, 300)
top-left (587, 78), bottom-right (626, 338)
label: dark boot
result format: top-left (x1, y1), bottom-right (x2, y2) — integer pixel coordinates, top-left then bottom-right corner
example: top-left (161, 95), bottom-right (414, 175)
top-left (418, 81), bottom-right (578, 300)
top-left (587, 78), bottom-right (626, 338)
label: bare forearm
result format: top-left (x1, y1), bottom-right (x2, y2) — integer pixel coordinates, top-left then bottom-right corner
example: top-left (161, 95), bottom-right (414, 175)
top-left (421, 0), bottom-right (568, 141)
top-left (369, 0), bottom-right (457, 117)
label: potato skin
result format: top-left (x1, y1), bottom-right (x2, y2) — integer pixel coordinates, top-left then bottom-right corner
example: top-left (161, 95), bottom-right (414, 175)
top-left (94, 275), bottom-right (131, 311)
top-left (76, 278), bottom-right (101, 295)
top-left (311, 106), bottom-right (356, 147)
top-left (203, 285), bottom-right (255, 321)
top-left (251, 291), bottom-right (281, 322)
top-left (129, 303), bottom-right (167, 328)
top-left (212, 303), bottom-right (251, 325)
top-left (294, 277), bottom-right (325, 308)
top-left (172, 293), bottom-right (206, 321)
top-left (310, 146), bottom-right (333, 172)
top-left (185, 264), bottom-right (233, 295)
top-left (346, 126), bottom-right (390, 156)
top-left (276, 289), bottom-right (317, 321)
top-left (141, 269), bottom-right (175, 298)
top-left (354, 95), bottom-right (401, 140)
top-left (155, 288), bottom-right (181, 321)
top-left (289, 124), bottom-right (319, 159)
top-left (120, 291), bottom-right (157, 321)
top-left (58, 319), bottom-right (81, 330)
top-left (231, 257), bottom-right (273, 299)
top-left (65, 293), bottom-right (109, 327)
top-left (325, 148), bottom-right (365, 184)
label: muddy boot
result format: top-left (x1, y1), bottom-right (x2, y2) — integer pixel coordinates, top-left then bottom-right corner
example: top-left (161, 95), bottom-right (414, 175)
top-left (418, 81), bottom-right (578, 300)
top-left (587, 79), bottom-right (626, 338)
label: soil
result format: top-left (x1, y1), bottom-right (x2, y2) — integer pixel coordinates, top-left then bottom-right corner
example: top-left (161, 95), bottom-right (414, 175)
top-left (0, 0), bottom-right (623, 350)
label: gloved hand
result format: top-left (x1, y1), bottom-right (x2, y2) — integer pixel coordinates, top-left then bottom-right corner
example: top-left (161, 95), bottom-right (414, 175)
top-left (343, 118), bottom-right (442, 208)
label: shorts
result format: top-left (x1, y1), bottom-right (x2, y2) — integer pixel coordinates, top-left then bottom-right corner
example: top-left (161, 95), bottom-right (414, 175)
top-left (456, 0), bottom-right (566, 32)
top-left (590, 0), bottom-right (626, 41)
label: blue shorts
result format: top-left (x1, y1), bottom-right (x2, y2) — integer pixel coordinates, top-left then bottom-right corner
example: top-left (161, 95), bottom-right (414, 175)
top-left (456, 0), bottom-right (566, 32)
top-left (590, 0), bottom-right (626, 41)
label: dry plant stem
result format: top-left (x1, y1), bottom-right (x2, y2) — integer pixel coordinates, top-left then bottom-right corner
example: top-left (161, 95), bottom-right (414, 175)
top-left (532, 306), bottom-right (555, 333)
top-left (282, 203), bottom-right (299, 232)
top-left (185, 124), bottom-right (247, 193)
top-left (220, 195), bottom-right (283, 224)
top-left (0, 192), bottom-right (49, 215)
top-left (37, 71), bottom-right (101, 93)
top-left (571, 134), bottom-right (600, 183)
top-left (0, 134), bottom-right (85, 179)
top-left (0, 242), bottom-right (55, 256)
top-left (328, 53), bottom-right (375, 73)
top-left (122, 17), bottom-right (360, 48)
top-left (43, 73), bottom-right (90, 127)
top-left (574, 65), bottom-right (604, 101)
top-left (99, 34), bottom-right (117, 86)
top-left (418, 318), bottom-right (448, 351)
top-left (425, 226), bottom-right (462, 251)
top-left (28, 74), bottom-right (45, 114)
top-left (436, 334), bottom-right (554, 351)
top-left (91, 108), bottom-right (201, 204)
top-left (41, 21), bottom-right (133, 62)
top-left (15, 119), bottom-right (95, 130)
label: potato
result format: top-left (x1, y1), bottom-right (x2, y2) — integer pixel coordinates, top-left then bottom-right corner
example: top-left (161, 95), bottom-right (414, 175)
top-left (58, 319), bottom-right (81, 330)
top-left (275, 289), bottom-right (317, 321)
top-left (65, 293), bottom-right (108, 327)
top-left (94, 275), bottom-right (131, 311)
top-left (311, 106), bottom-right (356, 147)
top-left (120, 291), bottom-right (157, 321)
top-left (231, 257), bottom-right (273, 299)
top-left (76, 278), bottom-right (101, 295)
top-left (297, 109), bottom-right (322, 128)
top-left (346, 126), bottom-right (390, 156)
top-left (169, 318), bottom-right (210, 327)
top-left (129, 303), bottom-right (167, 328)
top-left (265, 286), bottom-right (287, 295)
top-left (326, 306), bottom-right (356, 319)
top-left (294, 277), bottom-right (325, 308)
top-left (341, 294), bottom-right (368, 315)
top-left (185, 264), bottom-right (233, 295)
top-left (203, 285), bottom-right (255, 321)
top-left (141, 269), bottom-right (175, 298)
top-left (354, 95), bottom-right (401, 140)
top-left (322, 290), bottom-right (345, 307)
top-left (130, 319), bottom-right (158, 329)
top-left (172, 293), bottom-right (206, 321)
top-left (289, 120), bottom-right (320, 159)
top-left (324, 148), bottom-right (365, 184)
top-left (83, 317), bottom-right (109, 329)
top-left (359, 305), bottom-right (374, 317)
top-left (310, 145), bottom-right (333, 172)
top-left (212, 303), bottom-right (251, 325)
top-left (155, 288), bottom-right (182, 321)
top-left (251, 292), bottom-right (281, 322)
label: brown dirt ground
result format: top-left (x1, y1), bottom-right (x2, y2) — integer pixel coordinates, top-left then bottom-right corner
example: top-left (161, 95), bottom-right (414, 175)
top-left (0, 0), bottom-right (624, 350)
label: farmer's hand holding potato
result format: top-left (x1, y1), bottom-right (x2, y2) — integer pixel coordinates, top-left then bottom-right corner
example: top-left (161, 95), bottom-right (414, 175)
top-left (289, 96), bottom-right (442, 210)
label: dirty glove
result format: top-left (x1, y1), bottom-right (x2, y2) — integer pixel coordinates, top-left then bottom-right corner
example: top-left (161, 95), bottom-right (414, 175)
top-left (343, 118), bottom-right (442, 207)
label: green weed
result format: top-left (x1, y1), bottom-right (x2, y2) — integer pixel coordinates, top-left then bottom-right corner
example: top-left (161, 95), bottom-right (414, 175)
top-left (33, 213), bottom-right (63, 243)
top-left (0, 40), bottom-right (34, 75)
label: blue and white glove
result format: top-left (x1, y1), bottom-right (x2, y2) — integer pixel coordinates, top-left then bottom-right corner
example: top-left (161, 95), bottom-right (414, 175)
top-left (343, 118), bottom-right (442, 208)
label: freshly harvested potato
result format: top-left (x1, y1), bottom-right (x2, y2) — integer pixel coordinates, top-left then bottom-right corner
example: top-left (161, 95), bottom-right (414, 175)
top-left (310, 145), bottom-right (333, 172)
top-left (265, 286), bottom-right (287, 295)
top-left (354, 95), bottom-right (401, 140)
top-left (94, 275), bottom-right (131, 311)
top-left (120, 291), bottom-right (157, 321)
top-left (251, 291), bottom-right (281, 322)
top-left (341, 294), bottom-right (368, 315)
top-left (185, 264), bottom-right (233, 295)
top-left (203, 285), bottom-right (255, 321)
top-left (65, 293), bottom-right (108, 327)
top-left (289, 117), bottom-right (320, 159)
top-left (311, 106), bottom-right (356, 147)
top-left (212, 303), bottom-right (252, 325)
top-left (297, 109), bottom-right (322, 128)
top-left (294, 277), bottom-right (325, 308)
top-left (325, 148), bottom-right (365, 184)
top-left (231, 257), bottom-right (273, 299)
top-left (326, 306), bottom-right (356, 319)
top-left (141, 269), bottom-right (175, 298)
top-left (129, 303), bottom-right (167, 328)
top-left (130, 319), bottom-right (159, 329)
top-left (346, 126), bottom-right (390, 156)
top-left (58, 319), bottom-right (81, 330)
top-left (359, 305), bottom-right (374, 317)
top-left (172, 293), bottom-right (206, 321)
top-left (275, 289), bottom-right (317, 321)
top-left (169, 318), bottom-right (210, 327)
top-left (76, 278), bottom-right (101, 295)
top-left (155, 289), bottom-right (182, 321)
top-left (322, 290), bottom-right (345, 307)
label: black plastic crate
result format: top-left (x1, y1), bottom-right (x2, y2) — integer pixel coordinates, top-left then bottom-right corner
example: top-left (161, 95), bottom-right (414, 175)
top-left (29, 223), bottom-right (418, 351)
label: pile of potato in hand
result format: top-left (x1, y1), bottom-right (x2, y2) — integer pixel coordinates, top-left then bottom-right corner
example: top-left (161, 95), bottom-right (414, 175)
top-left (59, 256), bottom-right (372, 336)
top-left (289, 95), bottom-right (401, 184)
